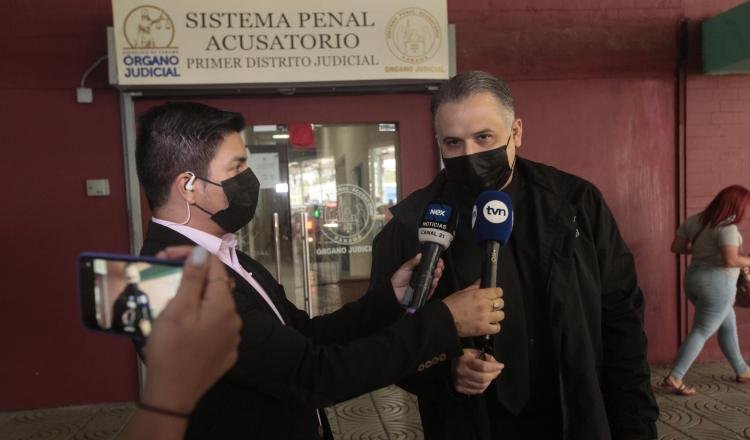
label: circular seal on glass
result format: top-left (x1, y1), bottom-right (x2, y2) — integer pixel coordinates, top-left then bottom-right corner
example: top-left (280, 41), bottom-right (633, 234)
top-left (123, 5), bottom-right (175, 49)
top-left (385, 8), bottom-right (442, 64)
top-left (321, 185), bottom-right (375, 245)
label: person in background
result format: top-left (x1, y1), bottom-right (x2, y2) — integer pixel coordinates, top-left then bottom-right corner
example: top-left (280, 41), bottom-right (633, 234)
top-left (120, 247), bottom-right (241, 440)
top-left (665, 185), bottom-right (750, 395)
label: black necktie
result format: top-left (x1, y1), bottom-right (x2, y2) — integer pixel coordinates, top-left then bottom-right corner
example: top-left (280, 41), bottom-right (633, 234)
top-left (446, 182), bottom-right (530, 413)
top-left (490, 243), bottom-right (529, 415)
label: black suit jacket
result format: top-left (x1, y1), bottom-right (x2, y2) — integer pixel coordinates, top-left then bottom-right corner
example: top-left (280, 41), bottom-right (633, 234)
top-left (368, 159), bottom-right (658, 440)
top-left (140, 221), bottom-right (463, 439)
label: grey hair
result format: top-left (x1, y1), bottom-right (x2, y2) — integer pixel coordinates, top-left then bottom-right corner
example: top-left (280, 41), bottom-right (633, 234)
top-left (430, 71), bottom-right (515, 128)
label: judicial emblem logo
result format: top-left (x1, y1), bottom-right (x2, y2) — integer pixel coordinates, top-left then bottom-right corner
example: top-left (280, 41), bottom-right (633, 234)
top-left (321, 185), bottom-right (375, 245)
top-left (123, 5), bottom-right (176, 49)
top-left (385, 7), bottom-right (442, 64)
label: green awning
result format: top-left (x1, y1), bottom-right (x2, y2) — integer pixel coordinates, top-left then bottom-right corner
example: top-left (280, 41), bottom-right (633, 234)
top-left (702, 1), bottom-right (750, 75)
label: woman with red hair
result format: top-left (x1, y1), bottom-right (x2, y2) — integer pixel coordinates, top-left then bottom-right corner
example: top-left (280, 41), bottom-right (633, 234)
top-left (664, 185), bottom-right (750, 395)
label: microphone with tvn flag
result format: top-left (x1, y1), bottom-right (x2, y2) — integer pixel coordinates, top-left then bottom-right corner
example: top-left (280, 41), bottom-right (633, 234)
top-left (472, 190), bottom-right (514, 354)
top-left (403, 201), bottom-right (459, 315)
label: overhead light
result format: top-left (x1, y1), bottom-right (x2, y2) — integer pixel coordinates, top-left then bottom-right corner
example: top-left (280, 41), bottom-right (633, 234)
top-left (275, 183), bottom-right (289, 193)
top-left (253, 125), bottom-right (278, 133)
top-left (323, 222), bottom-right (339, 228)
top-left (272, 134), bottom-right (290, 139)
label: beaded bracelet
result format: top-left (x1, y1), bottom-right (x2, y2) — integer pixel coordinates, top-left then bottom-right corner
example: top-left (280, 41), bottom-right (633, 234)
top-left (137, 401), bottom-right (191, 419)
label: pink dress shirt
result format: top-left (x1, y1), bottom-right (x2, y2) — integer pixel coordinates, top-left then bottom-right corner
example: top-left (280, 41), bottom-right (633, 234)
top-left (152, 217), bottom-right (285, 323)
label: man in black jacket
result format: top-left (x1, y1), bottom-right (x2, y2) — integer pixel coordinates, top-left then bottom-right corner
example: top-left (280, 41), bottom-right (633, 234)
top-left (368, 71), bottom-right (659, 440)
top-left (134, 101), bottom-right (506, 439)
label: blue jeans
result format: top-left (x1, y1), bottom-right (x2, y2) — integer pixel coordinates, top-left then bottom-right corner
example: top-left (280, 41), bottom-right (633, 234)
top-left (672, 266), bottom-right (749, 379)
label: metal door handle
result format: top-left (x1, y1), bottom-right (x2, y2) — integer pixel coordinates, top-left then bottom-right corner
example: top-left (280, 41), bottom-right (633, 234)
top-left (300, 211), bottom-right (312, 316)
top-left (273, 212), bottom-right (282, 280)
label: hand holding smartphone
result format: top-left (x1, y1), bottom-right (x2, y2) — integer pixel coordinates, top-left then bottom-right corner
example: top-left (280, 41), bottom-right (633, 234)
top-left (116, 248), bottom-right (242, 440)
top-left (78, 253), bottom-right (184, 339)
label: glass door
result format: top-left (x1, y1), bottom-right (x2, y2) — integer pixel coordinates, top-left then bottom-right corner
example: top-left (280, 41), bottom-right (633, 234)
top-left (239, 123), bottom-right (400, 316)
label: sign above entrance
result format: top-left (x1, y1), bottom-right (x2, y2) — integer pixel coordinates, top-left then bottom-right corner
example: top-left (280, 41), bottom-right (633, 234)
top-left (110, 0), bottom-right (449, 88)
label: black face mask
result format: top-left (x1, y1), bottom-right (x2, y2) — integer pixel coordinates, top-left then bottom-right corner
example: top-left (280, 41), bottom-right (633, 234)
top-left (193, 168), bottom-right (260, 233)
top-left (443, 137), bottom-right (514, 197)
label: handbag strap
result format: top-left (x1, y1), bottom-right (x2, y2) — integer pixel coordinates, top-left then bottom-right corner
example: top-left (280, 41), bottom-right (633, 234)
top-left (691, 222), bottom-right (707, 243)
top-left (691, 212), bottom-right (712, 243)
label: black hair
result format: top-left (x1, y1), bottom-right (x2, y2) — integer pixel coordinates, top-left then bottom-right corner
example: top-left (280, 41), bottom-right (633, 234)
top-left (135, 102), bottom-right (245, 210)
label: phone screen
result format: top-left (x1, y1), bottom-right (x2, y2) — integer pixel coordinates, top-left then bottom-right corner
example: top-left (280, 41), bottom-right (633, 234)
top-left (79, 254), bottom-right (183, 338)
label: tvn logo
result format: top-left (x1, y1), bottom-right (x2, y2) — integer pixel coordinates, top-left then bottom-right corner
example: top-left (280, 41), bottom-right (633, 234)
top-left (482, 200), bottom-right (509, 224)
top-left (486, 205), bottom-right (506, 216)
top-left (424, 204), bottom-right (451, 222)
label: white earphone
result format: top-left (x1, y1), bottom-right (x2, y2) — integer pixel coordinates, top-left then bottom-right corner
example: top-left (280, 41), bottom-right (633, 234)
top-left (174, 172), bottom-right (196, 226)
top-left (185, 172), bottom-right (196, 191)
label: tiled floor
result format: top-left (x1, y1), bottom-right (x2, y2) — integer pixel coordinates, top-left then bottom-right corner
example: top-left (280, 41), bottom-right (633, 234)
top-left (3, 361), bottom-right (750, 439)
top-left (0, 403), bottom-right (135, 440)
top-left (651, 362), bottom-right (750, 440)
top-left (326, 386), bottom-right (423, 440)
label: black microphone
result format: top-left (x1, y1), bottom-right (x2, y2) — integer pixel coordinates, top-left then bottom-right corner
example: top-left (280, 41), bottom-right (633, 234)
top-left (403, 202), bottom-right (459, 314)
top-left (472, 191), bottom-right (514, 351)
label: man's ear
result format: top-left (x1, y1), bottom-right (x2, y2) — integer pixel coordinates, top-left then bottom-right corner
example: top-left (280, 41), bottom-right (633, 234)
top-left (175, 172), bottom-right (197, 203)
top-left (512, 118), bottom-right (523, 148)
